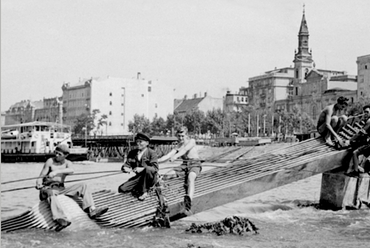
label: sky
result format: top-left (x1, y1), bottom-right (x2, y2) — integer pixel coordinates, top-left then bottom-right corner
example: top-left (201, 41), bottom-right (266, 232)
top-left (1, 0), bottom-right (369, 111)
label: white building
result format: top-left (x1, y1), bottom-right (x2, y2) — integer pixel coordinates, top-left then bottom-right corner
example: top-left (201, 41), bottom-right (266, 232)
top-left (62, 73), bottom-right (174, 135)
top-left (223, 90), bottom-right (249, 113)
top-left (174, 93), bottom-right (223, 116)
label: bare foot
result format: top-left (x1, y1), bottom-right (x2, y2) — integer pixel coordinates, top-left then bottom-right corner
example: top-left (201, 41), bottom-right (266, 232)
top-left (325, 138), bottom-right (334, 146)
top-left (138, 192), bottom-right (148, 201)
top-left (337, 139), bottom-right (348, 148)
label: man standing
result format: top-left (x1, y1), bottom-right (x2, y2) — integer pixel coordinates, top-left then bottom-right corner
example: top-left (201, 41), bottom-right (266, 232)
top-left (158, 127), bottom-right (202, 215)
top-left (36, 144), bottom-right (109, 231)
top-left (118, 132), bottom-right (159, 201)
top-left (317, 96), bottom-right (349, 147)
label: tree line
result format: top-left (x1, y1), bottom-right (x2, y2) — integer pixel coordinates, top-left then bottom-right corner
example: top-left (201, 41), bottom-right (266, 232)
top-left (127, 107), bottom-right (317, 138)
top-left (72, 100), bottom-right (368, 138)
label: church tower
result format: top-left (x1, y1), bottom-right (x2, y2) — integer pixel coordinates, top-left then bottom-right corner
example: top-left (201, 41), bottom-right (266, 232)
top-left (293, 6), bottom-right (314, 83)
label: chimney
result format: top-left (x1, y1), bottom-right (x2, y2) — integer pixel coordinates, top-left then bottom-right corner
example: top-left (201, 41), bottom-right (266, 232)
top-left (193, 94), bottom-right (197, 99)
top-left (184, 95), bottom-right (187, 100)
top-left (137, 72), bottom-right (141, 79)
top-left (204, 92), bottom-right (207, 97)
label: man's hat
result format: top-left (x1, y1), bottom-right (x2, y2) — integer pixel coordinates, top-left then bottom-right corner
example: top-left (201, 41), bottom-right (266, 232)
top-left (55, 144), bottom-right (70, 155)
top-left (176, 126), bottom-right (188, 134)
top-left (135, 132), bottom-right (151, 142)
top-left (363, 104), bottom-right (370, 111)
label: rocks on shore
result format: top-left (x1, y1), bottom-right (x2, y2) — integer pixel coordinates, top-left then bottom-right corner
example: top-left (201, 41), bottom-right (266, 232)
top-left (186, 216), bottom-right (259, 236)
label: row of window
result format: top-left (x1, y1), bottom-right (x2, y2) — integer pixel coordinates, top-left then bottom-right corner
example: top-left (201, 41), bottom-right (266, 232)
top-left (236, 97), bottom-right (247, 102)
top-left (109, 86), bottom-right (151, 96)
top-left (66, 92), bottom-right (87, 98)
top-left (66, 101), bottom-right (89, 107)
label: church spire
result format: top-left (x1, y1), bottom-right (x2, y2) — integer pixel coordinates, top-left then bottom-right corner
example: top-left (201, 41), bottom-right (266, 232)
top-left (293, 5), bottom-right (314, 82)
top-left (294, 5), bottom-right (312, 62)
top-left (299, 5), bottom-right (309, 35)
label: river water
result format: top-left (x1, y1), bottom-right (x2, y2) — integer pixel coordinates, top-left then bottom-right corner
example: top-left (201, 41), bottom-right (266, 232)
top-left (1, 161), bottom-right (370, 248)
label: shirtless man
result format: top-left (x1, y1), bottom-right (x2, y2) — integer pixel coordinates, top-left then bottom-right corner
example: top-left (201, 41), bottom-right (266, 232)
top-left (317, 96), bottom-right (349, 147)
top-left (158, 127), bottom-right (201, 215)
top-left (36, 144), bottom-right (108, 231)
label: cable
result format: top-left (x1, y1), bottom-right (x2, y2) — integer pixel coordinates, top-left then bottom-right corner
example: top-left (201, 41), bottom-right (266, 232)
top-left (1, 172), bottom-right (122, 193)
top-left (1, 170), bottom-right (122, 185)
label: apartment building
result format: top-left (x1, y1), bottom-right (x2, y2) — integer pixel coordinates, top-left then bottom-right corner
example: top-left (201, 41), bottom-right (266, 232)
top-left (62, 73), bottom-right (174, 135)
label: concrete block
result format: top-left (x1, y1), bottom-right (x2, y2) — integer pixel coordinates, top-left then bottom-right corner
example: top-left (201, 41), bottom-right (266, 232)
top-left (319, 171), bottom-right (370, 210)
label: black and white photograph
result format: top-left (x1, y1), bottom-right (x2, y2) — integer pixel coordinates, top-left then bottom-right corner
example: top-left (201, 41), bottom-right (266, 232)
top-left (1, 0), bottom-right (370, 247)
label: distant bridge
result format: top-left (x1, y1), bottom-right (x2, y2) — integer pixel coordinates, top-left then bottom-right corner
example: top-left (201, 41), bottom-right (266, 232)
top-left (72, 135), bottom-right (178, 146)
top-left (72, 135), bottom-right (178, 159)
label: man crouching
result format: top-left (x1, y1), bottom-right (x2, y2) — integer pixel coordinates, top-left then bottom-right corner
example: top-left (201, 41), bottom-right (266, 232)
top-left (317, 96), bottom-right (349, 147)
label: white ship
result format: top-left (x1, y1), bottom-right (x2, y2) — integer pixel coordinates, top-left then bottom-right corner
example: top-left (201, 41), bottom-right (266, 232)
top-left (1, 121), bottom-right (88, 162)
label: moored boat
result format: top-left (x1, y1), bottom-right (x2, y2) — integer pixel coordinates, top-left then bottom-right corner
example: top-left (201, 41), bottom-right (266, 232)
top-left (1, 121), bottom-right (88, 162)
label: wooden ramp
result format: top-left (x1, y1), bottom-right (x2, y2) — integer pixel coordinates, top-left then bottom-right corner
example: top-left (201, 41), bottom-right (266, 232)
top-left (1, 121), bottom-right (364, 232)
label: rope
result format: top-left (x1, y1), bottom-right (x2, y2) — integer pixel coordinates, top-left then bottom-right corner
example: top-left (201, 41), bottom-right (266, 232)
top-left (0, 162), bottom-right (323, 194)
top-left (1, 172), bottom-right (122, 193)
top-left (1, 170), bottom-right (122, 185)
top-left (0, 162), bottom-right (212, 186)
top-left (348, 113), bottom-right (365, 119)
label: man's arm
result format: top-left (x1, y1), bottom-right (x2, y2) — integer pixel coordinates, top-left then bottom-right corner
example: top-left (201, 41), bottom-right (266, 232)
top-left (324, 108), bottom-right (342, 140)
top-left (121, 150), bottom-right (137, 173)
top-left (149, 149), bottom-right (159, 170)
top-left (48, 160), bottom-right (74, 178)
top-left (170, 139), bottom-right (196, 161)
top-left (362, 119), bottom-right (370, 135)
top-left (137, 149), bottom-right (159, 173)
top-left (158, 149), bottom-right (177, 163)
top-left (120, 153), bottom-right (131, 173)
top-left (35, 159), bottom-right (51, 189)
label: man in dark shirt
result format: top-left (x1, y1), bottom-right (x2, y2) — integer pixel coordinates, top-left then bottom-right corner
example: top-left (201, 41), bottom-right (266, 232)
top-left (118, 132), bottom-right (159, 201)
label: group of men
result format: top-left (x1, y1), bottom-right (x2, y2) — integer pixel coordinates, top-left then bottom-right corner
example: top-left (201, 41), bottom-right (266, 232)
top-left (35, 126), bottom-right (200, 230)
top-left (316, 96), bottom-right (370, 177)
top-left (36, 96), bottom-right (369, 231)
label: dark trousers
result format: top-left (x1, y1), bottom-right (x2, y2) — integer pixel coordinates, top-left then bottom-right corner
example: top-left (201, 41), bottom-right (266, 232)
top-left (118, 167), bottom-right (158, 195)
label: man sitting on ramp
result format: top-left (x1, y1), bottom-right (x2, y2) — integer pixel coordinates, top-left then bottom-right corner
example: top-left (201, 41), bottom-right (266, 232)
top-left (118, 132), bottom-right (159, 201)
top-left (158, 127), bottom-right (202, 216)
top-left (317, 96), bottom-right (349, 147)
top-left (36, 144), bottom-right (109, 231)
